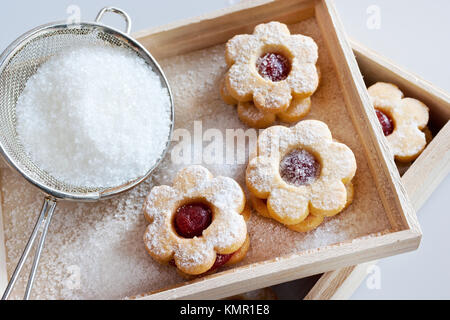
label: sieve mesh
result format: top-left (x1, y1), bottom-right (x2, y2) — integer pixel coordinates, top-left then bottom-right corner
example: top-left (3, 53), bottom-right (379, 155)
top-left (0, 23), bottom-right (172, 199)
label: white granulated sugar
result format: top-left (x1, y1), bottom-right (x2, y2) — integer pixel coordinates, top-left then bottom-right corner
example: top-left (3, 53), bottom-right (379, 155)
top-left (15, 44), bottom-right (171, 187)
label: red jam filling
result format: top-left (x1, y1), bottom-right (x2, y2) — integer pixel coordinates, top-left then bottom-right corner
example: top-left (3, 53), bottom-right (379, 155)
top-left (173, 202), bottom-right (238, 274)
top-left (169, 252), bottom-right (234, 273)
top-left (174, 202), bottom-right (212, 238)
top-left (210, 253), bottom-right (233, 271)
top-left (256, 52), bottom-right (291, 82)
top-left (375, 109), bottom-right (394, 136)
top-left (280, 149), bottom-right (320, 186)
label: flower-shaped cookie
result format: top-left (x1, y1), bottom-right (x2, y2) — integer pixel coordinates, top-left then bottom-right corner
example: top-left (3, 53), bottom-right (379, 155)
top-left (246, 120), bottom-right (356, 225)
top-left (368, 82), bottom-right (429, 162)
top-left (143, 165), bottom-right (248, 275)
top-left (224, 22), bottom-right (319, 114)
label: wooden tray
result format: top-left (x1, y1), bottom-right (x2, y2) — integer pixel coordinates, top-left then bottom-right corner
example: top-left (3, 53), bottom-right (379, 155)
top-left (0, 0), bottom-right (420, 300)
top-left (300, 40), bottom-right (450, 300)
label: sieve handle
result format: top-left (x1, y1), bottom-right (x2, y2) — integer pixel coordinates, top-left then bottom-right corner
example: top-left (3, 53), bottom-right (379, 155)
top-left (1, 197), bottom-right (57, 300)
top-left (95, 7), bottom-right (132, 35)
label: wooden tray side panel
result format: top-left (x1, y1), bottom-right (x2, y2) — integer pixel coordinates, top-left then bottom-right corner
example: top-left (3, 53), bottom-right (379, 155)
top-left (138, 230), bottom-right (419, 300)
top-left (133, 0), bottom-right (315, 59)
top-left (402, 123), bottom-right (450, 210)
top-left (304, 262), bottom-right (371, 300)
top-left (314, 0), bottom-right (419, 234)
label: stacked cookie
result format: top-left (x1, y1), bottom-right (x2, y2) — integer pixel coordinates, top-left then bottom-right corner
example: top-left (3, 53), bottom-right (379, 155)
top-left (246, 120), bottom-right (356, 232)
top-left (220, 21), bottom-right (320, 128)
top-left (143, 165), bottom-right (251, 276)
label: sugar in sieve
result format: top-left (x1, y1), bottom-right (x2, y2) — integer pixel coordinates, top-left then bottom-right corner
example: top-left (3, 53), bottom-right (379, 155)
top-left (0, 7), bottom-right (174, 299)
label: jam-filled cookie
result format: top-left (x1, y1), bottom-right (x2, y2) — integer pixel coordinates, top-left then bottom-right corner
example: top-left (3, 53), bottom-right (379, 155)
top-left (246, 120), bottom-right (356, 229)
top-left (368, 82), bottom-right (430, 162)
top-left (143, 165), bottom-right (250, 276)
top-left (221, 21), bottom-right (319, 126)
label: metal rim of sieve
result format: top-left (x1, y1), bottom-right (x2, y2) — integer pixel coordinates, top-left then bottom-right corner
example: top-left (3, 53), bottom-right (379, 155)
top-left (0, 7), bottom-right (174, 299)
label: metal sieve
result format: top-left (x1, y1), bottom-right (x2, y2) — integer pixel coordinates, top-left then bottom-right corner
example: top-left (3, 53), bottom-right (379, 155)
top-left (0, 7), bottom-right (174, 299)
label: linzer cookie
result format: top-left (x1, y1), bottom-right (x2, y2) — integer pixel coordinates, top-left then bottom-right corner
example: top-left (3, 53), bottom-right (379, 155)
top-left (368, 82), bottom-right (430, 162)
top-left (220, 21), bottom-right (319, 128)
top-left (246, 120), bottom-right (356, 231)
top-left (143, 165), bottom-right (250, 275)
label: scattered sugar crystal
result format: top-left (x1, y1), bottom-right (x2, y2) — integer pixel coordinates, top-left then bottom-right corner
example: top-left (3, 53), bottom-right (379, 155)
top-left (15, 43), bottom-right (172, 187)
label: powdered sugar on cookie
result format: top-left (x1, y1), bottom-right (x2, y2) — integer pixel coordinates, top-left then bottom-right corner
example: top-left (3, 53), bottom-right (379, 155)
top-left (368, 82), bottom-right (429, 162)
top-left (246, 120), bottom-right (356, 226)
top-left (224, 22), bottom-right (319, 114)
top-left (143, 165), bottom-right (248, 275)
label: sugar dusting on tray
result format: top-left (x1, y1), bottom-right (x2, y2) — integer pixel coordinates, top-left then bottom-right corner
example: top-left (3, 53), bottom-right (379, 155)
top-left (15, 44), bottom-right (172, 187)
top-left (3, 18), bottom-right (391, 300)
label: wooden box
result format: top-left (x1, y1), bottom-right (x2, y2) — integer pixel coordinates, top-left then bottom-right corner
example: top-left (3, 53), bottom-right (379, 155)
top-left (300, 40), bottom-right (450, 300)
top-left (0, 0), bottom-right (422, 299)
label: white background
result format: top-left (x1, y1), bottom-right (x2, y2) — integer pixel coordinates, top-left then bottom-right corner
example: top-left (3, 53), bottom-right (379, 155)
top-left (0, 0), bottom-right (448, 299)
